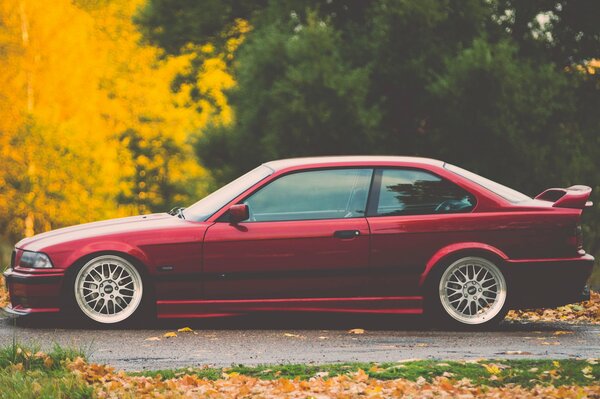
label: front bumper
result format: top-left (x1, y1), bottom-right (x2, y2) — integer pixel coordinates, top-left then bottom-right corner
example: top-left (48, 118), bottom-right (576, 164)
top-left (2, 268), bottom-right (64, 314)
top-left (506, 253), bottom-right (595, 309)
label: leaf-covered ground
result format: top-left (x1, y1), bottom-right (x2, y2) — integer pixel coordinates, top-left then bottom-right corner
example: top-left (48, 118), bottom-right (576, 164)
top-left (507, 291), bottom-right (600, 324)
top-left (1, 344), bottom-right (600, 398)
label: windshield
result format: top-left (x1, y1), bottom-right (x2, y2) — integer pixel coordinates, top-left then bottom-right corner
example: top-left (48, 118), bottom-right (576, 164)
top-left (444, 163), bottom-right (531, 203)
top-left (183, 165), bottom-right (273, 221)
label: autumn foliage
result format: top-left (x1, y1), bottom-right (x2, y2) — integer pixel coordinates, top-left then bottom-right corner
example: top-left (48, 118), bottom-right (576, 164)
top-left (0, 0), bottom-right (245, 243)
top-left (65, 357), bottom-right (600, 398)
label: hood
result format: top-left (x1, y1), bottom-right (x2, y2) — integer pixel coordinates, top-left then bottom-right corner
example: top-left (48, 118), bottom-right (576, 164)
top-left (16, 213), bottom-right (176, 252)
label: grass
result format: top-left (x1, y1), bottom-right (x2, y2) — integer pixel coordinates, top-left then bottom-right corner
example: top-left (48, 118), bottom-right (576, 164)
top-left (134, 359), bottom-right (600, 387)
top-left (0, 343), bottom-right (92, 399)
top-left (0, 343), bottom-right (597, 399)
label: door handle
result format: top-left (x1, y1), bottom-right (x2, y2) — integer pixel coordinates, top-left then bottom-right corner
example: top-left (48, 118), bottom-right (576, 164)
top-left (333, 230), bottom-right (361, 239)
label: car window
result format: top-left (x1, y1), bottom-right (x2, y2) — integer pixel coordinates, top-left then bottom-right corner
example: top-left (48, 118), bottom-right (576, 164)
top-left (243, 169), bottom-right (373, 222)
top-left (183, 165), bottom-right (273, 221)
top-left (374, 169), bottom-right (475, 216)
top-left (444, 163), bottom-right (531, 203)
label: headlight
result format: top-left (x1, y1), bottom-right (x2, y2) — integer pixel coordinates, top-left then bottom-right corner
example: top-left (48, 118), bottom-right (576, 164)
top-left (19, 251), bottom-right (53, 269)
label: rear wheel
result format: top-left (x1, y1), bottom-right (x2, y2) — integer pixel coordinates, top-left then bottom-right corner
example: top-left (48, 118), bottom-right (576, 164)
top-left (72, 255), bottom-right (144, 325)
top-left (431, 256), bottom-right (508, 328)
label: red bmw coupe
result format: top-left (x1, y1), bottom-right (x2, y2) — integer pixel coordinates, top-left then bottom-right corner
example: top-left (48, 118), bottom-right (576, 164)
top-left (3, 156), bottom-right (594, 328)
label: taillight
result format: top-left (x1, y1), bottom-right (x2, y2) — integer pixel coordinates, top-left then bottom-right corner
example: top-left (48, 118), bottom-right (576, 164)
top-left (566, 225), bottom-right (584, 254)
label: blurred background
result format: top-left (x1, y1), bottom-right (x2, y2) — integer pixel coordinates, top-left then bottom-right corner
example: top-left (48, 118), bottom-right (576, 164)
top-left (0, 0), bottom-right (598, 286)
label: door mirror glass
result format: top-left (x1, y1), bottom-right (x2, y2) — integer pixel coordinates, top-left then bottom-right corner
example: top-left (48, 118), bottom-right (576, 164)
top-left (229, 204), bottom-right (249, 224)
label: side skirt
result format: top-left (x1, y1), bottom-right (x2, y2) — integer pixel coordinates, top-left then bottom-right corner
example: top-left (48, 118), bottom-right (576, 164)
top-left (156, 296), bottom-right (423, 319)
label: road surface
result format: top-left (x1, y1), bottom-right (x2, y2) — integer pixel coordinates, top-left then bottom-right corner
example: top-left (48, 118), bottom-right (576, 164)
top-left (0, 313), bottom-right (598, 371)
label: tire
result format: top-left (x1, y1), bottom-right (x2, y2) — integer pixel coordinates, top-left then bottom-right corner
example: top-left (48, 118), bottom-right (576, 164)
top-left (427, 256), bottom-right (509, 329)
top-left (69, 254), bottom-right (148, 326)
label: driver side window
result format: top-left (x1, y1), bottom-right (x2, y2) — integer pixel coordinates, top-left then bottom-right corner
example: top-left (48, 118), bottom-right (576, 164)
top-left (375, 169), bottom-right (475, 216)
top-left (244, 168), bottom-right (372, 222)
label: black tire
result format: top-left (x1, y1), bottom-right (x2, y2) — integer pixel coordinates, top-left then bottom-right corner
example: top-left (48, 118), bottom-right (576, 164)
top-left (62, 254), bottom-right (153, 328)
top-left (424, 256), bottom-right (509, 330)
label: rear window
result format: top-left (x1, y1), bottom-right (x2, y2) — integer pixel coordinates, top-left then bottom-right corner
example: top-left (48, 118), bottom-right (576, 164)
top-left (444, 164), bottom-right (531, 203)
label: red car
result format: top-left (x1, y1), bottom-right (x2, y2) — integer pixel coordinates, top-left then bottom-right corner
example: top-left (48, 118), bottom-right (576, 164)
top-left (3, 156), bottom-right (594, 328)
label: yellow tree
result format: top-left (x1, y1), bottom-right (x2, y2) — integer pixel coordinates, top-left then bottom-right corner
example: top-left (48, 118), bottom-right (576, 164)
top-left (0, 0), bottom-right (245, 246)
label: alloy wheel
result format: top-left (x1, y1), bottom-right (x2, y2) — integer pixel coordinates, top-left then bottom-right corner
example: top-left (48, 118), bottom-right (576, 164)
top-left (74, 255), bottom-right (143, 324)
top-left (438, 257), bottom-right (507, 325)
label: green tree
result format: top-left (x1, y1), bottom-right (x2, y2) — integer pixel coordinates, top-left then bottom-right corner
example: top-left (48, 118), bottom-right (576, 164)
top-left (138, 0), bottom-right (600, 260)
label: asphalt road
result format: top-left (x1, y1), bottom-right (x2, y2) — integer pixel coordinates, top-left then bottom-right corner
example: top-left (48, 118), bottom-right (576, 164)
top-left (1, 313), bottom-right (598, 371)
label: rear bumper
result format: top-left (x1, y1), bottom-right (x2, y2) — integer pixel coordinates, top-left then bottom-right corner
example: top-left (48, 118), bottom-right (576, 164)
top-left (2, 268), bottom-right (64, 314)
top-left (505, 254), bottom-right (595, 309)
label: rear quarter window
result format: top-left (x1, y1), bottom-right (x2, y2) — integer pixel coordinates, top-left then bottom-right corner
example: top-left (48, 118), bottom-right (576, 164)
top-left (373, 168), bottom-right (476, 216)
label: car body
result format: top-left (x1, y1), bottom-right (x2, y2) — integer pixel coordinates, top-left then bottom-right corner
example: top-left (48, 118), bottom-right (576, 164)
top-left (3, 156), bottom-right (594, 327)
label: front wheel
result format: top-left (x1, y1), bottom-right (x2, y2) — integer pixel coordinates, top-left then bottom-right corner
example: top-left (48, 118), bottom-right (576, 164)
top-left (431, 256), bottom-right (508, 328)
top-left (72, 255), bottom-right (145, 325)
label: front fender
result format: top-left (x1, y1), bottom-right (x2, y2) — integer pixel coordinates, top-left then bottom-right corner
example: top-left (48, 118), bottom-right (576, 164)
top-left (419, 242), bottom-right (508, 287)
top-left (58, 241), bottom-right (153, 272)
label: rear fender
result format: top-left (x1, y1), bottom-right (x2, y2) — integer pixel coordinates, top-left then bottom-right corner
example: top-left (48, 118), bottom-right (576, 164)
top-left (419, 243), bottom-right (508, 287)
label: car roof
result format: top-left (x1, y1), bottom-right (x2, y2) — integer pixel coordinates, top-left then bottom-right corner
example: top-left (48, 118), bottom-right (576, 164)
top-left (263, 156), bottom-right (445, 171)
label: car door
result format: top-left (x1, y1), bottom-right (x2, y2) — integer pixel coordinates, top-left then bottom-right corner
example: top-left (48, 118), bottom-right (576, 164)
top-left (202, 168), bottom-right (373, 299)
top-left (366, 168), bottom-right (477, 296)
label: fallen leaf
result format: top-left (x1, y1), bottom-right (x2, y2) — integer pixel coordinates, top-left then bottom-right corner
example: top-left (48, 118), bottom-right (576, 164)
top-left (43, 356), bottom-right (54, 369)
top-left (348, 328), bottom-right (365, 334)
top-left (501, 351), bottom-right (532, 355)
top-left (145, 337), bottom-right (161, 341)
top-left (481, 363), bottom-right (506, 375)
top-left (177, 327), bottom-right (194, 333)
top-left (283, 333), bottom-right (301, 338)
top-left (416, 343), bottom-right (429, 347)
top-left (163, 332), bottom-right (177, 338)
top-left (553, 331), bottom-right (573, 335)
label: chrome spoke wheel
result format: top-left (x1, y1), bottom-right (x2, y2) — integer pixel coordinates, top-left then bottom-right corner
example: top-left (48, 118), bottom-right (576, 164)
top-left (74, 255), bottom-right (143, 324)
top-left (439, 257), bottom-right (506, 325)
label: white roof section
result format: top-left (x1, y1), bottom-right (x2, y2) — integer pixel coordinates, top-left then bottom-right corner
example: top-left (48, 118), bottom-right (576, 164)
top-left (263, 156), bottom-right (445, 171)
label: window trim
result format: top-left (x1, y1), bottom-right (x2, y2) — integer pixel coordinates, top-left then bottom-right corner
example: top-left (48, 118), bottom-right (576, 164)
top-left (365, 167), bottom-right (477, 218)
top-left (219, 167), bottom-right (375, 223)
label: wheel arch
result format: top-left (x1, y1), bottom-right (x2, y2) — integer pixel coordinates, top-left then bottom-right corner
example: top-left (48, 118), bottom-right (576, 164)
top-left (60, 249), bottom-right (153, 303)
top-left (62, 241), bottom-right (152, 274)
top-left (60, 249), bottom-right (156, 323)
top-left (419, 242), bottom-right (509, 289)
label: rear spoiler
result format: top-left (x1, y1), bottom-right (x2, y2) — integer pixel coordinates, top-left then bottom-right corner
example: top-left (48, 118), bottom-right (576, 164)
top-left (535, 185), bottom-right (593, 209)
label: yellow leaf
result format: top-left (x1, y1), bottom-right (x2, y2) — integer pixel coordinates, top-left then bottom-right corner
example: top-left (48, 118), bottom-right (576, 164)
top-left (553, 361), bottom-right (561, 368)
top-left (43, 356), bottom-right (54, 369)
top-left (31, 382), bottom-right (42, 394)
top-left (582, 366), bottom-right (593, 376)
top-left (163, 331), bottom-right (177, 338)
top-left (348, 328), bottom-right (365, 334)
top-left (482, 364), bottom-right (501, 375)
top-left (177, 327), bottom-right (194, 333)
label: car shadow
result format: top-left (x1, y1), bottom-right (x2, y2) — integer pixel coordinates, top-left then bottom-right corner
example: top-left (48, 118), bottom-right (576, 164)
top-left (5, 311), bottom-right (574, 333)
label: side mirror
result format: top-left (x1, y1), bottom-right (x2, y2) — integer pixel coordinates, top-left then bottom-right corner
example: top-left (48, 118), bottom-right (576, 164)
top-left (229, 204), bottom-right (249, 224)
